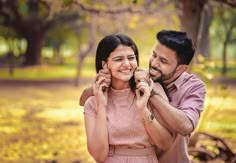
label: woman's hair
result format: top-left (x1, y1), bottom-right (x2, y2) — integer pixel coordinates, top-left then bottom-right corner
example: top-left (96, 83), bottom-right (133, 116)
top-left (156, 30), bottom-right (195, 65)
top-left (95, 34), bottom-right (139, 91)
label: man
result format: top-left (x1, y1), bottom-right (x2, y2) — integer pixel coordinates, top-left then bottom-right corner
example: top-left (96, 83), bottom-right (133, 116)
top-left (135, 30), bottom-right (206, 163)
top-left (80, 30), bottom-right (206, 163)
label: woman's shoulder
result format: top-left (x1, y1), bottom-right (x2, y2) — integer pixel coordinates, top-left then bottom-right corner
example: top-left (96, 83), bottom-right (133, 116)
top-left (84, 96), bottom-right (96, 107)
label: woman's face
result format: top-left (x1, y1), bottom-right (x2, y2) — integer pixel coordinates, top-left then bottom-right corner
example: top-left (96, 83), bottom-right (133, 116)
top-left (105, 45), bottom-right (137, 87)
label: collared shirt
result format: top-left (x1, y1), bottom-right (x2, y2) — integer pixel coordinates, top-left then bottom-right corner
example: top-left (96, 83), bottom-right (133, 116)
top-left (159, 72), bottom-right (206, 163)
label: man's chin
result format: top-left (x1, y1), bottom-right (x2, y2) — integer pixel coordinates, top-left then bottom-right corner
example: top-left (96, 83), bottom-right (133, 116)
top-left (150, 75), bottom-right (161, 82)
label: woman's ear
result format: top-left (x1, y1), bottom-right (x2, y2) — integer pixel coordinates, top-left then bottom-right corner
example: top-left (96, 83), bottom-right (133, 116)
top-left (102, 61), bottom-right (108, 69)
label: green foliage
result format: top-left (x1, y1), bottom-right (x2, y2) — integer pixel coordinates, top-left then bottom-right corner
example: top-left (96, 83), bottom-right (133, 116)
top-left (63, 0), bottom-right (74, 6)
top-left (210, 7), bottom-right (236, 59)
top-left (17, 0), bottom-right (49, 19)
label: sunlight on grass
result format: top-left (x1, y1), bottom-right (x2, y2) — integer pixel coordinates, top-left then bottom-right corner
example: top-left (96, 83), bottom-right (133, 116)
top-left (0, 65), bottom-right (77, 80)
top-left (36, 108), bottom-right (83, 122)
top-left (0, 84), bottom-right (93, 163)
top-left (197, 83), bottom-right (236, 153)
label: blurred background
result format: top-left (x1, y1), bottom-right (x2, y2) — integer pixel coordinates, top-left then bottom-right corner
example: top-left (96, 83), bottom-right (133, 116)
top-left (0, 0), bottom-right (235, 163)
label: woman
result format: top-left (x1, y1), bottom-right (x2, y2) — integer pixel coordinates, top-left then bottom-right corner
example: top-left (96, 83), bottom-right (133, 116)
top-left (83, 34), bottom-right (173, 163)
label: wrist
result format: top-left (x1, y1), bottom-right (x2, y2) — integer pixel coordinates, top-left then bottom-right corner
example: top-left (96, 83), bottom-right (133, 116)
top-left (142, 112), bottom-right (155, 123)
top-left (150, 89), bottom-right (160, 97)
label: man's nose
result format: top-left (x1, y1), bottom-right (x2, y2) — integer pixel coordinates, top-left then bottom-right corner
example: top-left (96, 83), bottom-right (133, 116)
top-left (152, 58), bottom-right (160, 67)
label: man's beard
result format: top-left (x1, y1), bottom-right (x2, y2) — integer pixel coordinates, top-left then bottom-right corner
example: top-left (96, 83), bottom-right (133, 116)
top-left (149, 65), bottom-right (177, 83)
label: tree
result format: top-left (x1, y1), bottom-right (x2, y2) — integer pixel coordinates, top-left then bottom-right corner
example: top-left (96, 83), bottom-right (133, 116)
top-left (213, 6), bottom-right (236, 76)
top-left (178, 0), bottom-right (236, 67)
top-left (0, 0), bottom-right (80, 66)
top-left (195, 2), bottom-right (213, 59)
top-left (179, 0), bottom-right (207, 46)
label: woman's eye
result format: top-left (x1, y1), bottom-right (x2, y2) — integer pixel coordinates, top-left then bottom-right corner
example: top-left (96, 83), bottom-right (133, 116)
top-left (128, 56), bottom-right (135, 60)
top-left (114, 58), bottom-right (122, 62)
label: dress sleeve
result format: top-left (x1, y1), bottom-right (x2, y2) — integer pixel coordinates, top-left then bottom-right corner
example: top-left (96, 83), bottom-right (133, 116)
top-left (84, 96), bottom-right (97, 118)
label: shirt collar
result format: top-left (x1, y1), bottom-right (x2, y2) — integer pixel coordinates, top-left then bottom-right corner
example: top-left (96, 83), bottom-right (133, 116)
top-left (166, 72), bottom-right (187, 90)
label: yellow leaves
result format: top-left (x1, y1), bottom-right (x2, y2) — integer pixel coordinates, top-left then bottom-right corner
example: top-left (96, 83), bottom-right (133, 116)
top-left (128, 15), bottom-right (140, 29)
top-left (194, 54), bottom-right (217, 81)
top-left (36, 108), bottom-right (82, 122)
top-left (197, 54), bottom-right (205, 63)
top-left (205, 73), bottom-right (213, 80)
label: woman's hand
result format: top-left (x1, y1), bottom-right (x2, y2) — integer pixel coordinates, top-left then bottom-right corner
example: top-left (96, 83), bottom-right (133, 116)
top-left (134, 68), bottom-right (150, 85)
top-left (95, 66), bottom-right (111, 91)
top-left (93, 77), bottom-right (109, 108)
top-left (135, 79), bottom-right (153, 110)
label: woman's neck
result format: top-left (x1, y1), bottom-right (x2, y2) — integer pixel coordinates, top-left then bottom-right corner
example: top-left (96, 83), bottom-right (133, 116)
top-left (110, 80), bottom-right (130, 90)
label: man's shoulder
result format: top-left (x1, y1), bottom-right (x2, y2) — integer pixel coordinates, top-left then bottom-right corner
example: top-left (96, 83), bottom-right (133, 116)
top-left (182, 72), bottom-right (205, 87)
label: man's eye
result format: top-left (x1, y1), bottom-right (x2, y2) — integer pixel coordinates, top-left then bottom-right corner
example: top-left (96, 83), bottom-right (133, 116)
top-left (161, 59), bottom-right (168, 64)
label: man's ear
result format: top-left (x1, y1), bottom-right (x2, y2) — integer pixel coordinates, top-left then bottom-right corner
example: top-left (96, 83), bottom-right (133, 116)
top-left (102, 61), bottom-right (108, 69)
top-left (176, 65), bottom-right (188, 73)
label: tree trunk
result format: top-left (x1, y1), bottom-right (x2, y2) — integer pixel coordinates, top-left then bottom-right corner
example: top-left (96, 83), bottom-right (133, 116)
top-left (195, 2), bottom-right (213, 60)
top-left (179, 0), bottom-right (206, 70)
top-left (23, 31), bottom-right (46, 66)
top-left (222, 41), bottom-right (227, 76)
top-left (221, 17), bottom-right (236, 76)
top-left (75, 13), bottom-right (97, 86)
top-left (180, 0), bottom-right (206, 46)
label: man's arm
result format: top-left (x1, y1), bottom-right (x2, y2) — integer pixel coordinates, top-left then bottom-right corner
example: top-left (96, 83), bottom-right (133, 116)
top-left (80, 68), bottom-right (111, 106)
top-left (79, 86), bottom-right (93, 106)
top-left (149, 82), bottom-right (206, 136)
top-left (149, 94), bottom-right (193, 136)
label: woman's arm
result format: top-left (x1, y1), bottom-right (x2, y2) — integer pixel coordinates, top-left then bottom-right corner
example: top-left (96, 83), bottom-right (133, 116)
top-left (84, 79), bottom-right (109, 162)
top-left (136, 81), bottom-right (174, 151)
top-left (84, 107), bottom-right (109, 162)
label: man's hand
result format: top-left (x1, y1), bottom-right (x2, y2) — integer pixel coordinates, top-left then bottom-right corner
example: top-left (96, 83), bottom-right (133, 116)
top-left (80, 66), bottom-right (111, 106)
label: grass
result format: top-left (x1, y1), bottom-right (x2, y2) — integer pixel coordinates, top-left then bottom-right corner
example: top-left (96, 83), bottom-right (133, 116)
top-left (196, 83), bottom-right (236, 152)
top-left (0, 56), bottom-right (96, 80)
top-left (0, 83), bottom-right (94, 163)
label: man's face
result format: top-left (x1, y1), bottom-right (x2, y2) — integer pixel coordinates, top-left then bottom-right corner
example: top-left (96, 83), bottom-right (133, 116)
top-left (149, 43), bottom-right (180, 84)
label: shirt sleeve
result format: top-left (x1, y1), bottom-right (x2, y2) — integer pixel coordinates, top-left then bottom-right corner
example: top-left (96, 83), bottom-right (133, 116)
top-left (84, 96), bottom-right (97, 118)
top-left (154, 82), bottom-right (169, 101)
top-left (180, 82), bottom-right (206, 129)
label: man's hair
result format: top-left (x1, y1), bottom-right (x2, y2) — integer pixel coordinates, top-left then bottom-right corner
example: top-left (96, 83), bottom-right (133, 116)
top-left (156, 30), bottom-right (195, 65)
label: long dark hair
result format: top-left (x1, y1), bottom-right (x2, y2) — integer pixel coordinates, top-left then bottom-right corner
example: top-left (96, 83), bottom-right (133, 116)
top-left (95, 34), bottom-right (139, 91)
